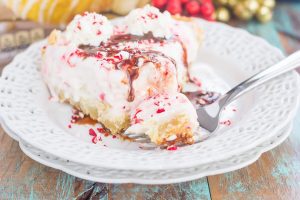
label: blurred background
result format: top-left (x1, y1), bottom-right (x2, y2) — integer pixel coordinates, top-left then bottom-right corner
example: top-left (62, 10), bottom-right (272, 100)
top-left (0, 0), bottom-right (299, 67)
top-left (0, 1), bottom-right (299, 198)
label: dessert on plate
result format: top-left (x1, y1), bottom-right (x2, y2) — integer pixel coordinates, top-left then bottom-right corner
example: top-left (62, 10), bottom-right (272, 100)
top-left (41, 5), bottom-right (203, 146)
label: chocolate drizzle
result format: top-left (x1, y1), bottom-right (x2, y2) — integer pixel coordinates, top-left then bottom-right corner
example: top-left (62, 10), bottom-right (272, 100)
top-left (79, 33), bottom-right (177, 102)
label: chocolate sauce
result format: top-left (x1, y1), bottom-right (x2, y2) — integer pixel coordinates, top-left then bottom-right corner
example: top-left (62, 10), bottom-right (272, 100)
top-left (117, 50), bottom-right (175, 102)
top-left (75, 116), bottom-right (98, 125)
top-left (79, 34), bottom-right (177, 102)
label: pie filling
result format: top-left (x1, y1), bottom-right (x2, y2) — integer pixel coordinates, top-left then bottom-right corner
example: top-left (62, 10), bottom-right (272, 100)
top-left (41, 5), bottom-right (218, 146)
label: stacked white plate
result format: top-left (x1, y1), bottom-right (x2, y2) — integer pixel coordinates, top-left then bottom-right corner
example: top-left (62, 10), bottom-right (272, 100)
top-left (0, 19), bottom-right (299, 184)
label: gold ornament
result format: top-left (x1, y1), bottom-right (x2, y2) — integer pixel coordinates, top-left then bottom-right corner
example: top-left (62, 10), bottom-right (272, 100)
top-left (256, 6), bottom-right (273, 23)
top-left (234, 3), bottom-right (253, 21)
top-left (216, 7), bottom-right (231, 22)
top-left (259, 0), bottom-right (276, 9)
top-left (243, 0), bottom-right (259, 13)
top-left (214, 0), bottom-right (228, 6)
top-left (228, 0), bottom-right (238, 7)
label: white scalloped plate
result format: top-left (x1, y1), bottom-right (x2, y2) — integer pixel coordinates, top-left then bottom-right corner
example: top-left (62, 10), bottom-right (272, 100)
top-left (0, 19), bottom-right (299, 171)
top-left (0, 118), bottom-right (292, 184)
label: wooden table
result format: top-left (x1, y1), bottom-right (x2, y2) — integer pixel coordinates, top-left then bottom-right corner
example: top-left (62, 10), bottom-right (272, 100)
top-left (0, 3), bottom-right (300, 200)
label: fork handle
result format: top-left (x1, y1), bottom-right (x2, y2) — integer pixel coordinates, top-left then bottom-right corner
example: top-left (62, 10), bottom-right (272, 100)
top-left (220, 50), bottom-right (300, 105)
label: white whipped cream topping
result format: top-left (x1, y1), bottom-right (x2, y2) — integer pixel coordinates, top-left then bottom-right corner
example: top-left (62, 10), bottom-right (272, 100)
top-left (65, 12), bottom-right (113, 46)
top-left (124, 5), bottom-right (173, 39)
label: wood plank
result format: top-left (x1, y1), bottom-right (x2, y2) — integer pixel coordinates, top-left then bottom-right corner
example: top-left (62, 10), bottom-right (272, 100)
top-left (107, 178), bottom-right (211, 200)
top-left (0, 127), bottom-right (102, 199)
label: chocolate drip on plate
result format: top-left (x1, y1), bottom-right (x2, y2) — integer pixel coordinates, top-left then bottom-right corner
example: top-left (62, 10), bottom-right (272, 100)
top-left (185, 90), bottom-right (221, 107)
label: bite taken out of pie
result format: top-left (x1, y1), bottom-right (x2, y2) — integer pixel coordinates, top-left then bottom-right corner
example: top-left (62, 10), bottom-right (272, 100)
top-left (41, 5), bottom-right (203, 146)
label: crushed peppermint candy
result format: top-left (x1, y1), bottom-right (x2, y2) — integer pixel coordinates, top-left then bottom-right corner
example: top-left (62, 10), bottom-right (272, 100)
top-left (70, 108), bottom-right (85, 124)
top-left (220, 120), bottom-right (232, 126)
top-left (156, 108), bottom-right (165, 114)
top-left (167, 145), bottom-right (178, 151)
top-left (88, 128), bottom-right (102, 144)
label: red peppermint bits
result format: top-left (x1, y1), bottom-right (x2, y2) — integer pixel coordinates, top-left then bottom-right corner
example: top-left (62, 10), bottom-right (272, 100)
top-left (156, 108), bottom-right (165, 114)
top-left (89, 128), bottom-right (99, 144)
top-left (96, 30), bottom-right (102, 35)
top-left (134, 118), bottom-right (144, 124)
top-left (95, 52), bottom-right (103, 59)
top-left (75, 49), bottom-right (87, 57)
top-left (147, 12), bottom-right (158, 19)
top-left (154, 101), bottom-right (160, 106)
top-left (167, 145), bottom-right (178, 151)
top-left (89, 128), bottom-right (97, 136)
top-left (133, 109), bottom-right (143, 124)
top-left (113, 54), bottom-right (123, 61)
top-left (99, 93), bottom-right (105, 101)
top-left (220, 120), bottom-right (232, 126)
top-left (91, 136), bottom-right (98, 144)
top-left (133, 109), bottom-right (142, 119)
top-left (97, 128), bottom-right (105, 133)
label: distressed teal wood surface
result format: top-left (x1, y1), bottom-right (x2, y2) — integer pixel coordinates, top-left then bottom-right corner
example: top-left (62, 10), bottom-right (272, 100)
top-left (0, 129), bottom-right (98, 199)
top-left (246, 21), bottom-right (284, 50)
top-left (0, 3), bottom-right (300, 200)
top-left (108, 178), bottom-right (211, 200)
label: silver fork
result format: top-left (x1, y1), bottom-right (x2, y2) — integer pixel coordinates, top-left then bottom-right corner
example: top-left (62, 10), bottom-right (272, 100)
top-left (124, 50), bottom-right (300, 145)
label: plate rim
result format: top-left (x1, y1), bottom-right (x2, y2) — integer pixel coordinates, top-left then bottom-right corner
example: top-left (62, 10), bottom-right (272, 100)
top-left (15, 122), bottom-right (292, 184)
top-left (0, 19), bottom-right (300, 171)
